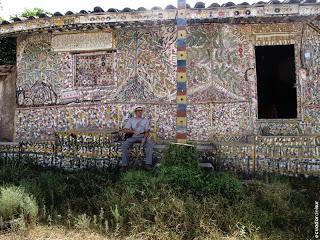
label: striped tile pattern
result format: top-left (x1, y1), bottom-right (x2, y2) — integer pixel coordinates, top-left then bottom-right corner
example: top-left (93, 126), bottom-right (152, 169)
top-left (176, 0), bottom-right (188, 143)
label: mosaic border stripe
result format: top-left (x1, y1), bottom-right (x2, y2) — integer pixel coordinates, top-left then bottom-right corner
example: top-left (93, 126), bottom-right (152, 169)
top-left (176, 0), bottom-right (188, 143)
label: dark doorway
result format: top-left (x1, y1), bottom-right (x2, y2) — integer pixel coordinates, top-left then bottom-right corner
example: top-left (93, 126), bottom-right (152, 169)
top-left (255, 45), bottom-right (297, 119)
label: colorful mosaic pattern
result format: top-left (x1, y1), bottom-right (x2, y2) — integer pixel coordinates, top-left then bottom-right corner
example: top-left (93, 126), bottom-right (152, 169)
top-left (17, 35), bottom-right (65, 100)
top-left (187, 24), bottom-right (253, 140)
top-left (14, 21), bottom-right (320, 144)
top-left (115, 27), bottom-right (176, 101)
top-left (187, 24), bottom-right (252, 102)
top-left (17, 81), bottom-right (57, 107)
top-left (302, 21), bottom-right (320, 135)
top-left (217, 135), bottom-right (320, 176)
top-left (74, 53), bottom-right (114, 87)
top-left (176, 0), bottom-right (188, 144)
top-left (15, 103), bottom-right (175, 141)
top-left (1, 135), bottom-right (319, 176)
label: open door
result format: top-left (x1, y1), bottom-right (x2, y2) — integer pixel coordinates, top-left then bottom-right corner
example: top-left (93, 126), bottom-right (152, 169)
top-left (255, 45), bottom-right (297, 119)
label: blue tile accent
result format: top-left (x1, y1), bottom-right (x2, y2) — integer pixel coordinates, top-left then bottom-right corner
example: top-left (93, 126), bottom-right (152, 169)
top-left (177, 38), bottom-right (186, 46)
top-left (177, 19), bottom-right (187, 26)
top-left (177, 82), bottom-right (187, 90)
top-left (177, 104), bottom-right (187, 111)
top-left (176, 126), bottom-right (187, 132)
top-left (177, 60), bottom-right (186, 67)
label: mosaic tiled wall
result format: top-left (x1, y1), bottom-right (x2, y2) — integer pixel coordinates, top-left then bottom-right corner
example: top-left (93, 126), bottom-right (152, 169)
top-left (188, 24), bottom-right (253, 102)
top-left (114, 26), bottom-right (177, 101)
top-left (217, 136), bottom-right (320, 176)
top-left (302, 20), bottom-right (320, 134)
top-left (17, 26), bottom-right (177, 104)
top-left (15, 103), bottom-right (176, 141)
top-left (15, 22), bottom-right (320, 142)
top-left (1, 135), bottom-right (319, 176)
top-left (15, 27), bottom-right (177, 141)
top-left (16, 35), bottom-right (63, 107)
top-left (74, 53), bottom-right (114, 88)
top-left (187, 24), bottom-right (254, 140)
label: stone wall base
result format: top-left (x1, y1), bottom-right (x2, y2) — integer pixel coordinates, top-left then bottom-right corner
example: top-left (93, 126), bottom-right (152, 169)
top-left (0, 135), bottom-right (319, 176)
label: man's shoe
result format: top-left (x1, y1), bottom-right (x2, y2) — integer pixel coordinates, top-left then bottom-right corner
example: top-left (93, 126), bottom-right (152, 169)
top-left (143, 164), bottom-right (153, 171)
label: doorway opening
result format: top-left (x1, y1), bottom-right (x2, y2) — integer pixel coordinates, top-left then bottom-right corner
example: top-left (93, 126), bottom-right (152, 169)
top-left (255, 44), bottom-right (297, 119)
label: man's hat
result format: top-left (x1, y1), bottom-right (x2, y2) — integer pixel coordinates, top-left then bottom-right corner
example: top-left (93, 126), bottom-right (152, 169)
top-left (134, 106), bottom-right (144, 112)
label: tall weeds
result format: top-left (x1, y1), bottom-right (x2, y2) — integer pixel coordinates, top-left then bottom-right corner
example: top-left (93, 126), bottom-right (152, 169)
top-left (0, 186), bottom-right (38, 230)
top-left (0, 144), bottom-right (317, 239)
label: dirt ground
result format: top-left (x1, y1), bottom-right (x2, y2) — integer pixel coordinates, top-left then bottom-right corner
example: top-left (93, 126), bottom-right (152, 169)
top-left (0, 225), bottom-right (110, 240)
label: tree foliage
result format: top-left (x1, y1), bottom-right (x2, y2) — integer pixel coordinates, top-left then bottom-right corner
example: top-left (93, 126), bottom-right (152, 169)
top-left (0, 8), bottom-right (51, 65)
top-left (10, 8), bottom-right (51, 19)
top-left (21, 8), bottom-right (51, 17)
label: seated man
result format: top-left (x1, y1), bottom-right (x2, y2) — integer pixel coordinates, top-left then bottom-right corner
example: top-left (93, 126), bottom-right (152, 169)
top-left (121, 106), bottom-right (154, 170)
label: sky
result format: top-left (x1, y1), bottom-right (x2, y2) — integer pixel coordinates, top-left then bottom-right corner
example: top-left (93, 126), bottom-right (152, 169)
top-left (0, 0), bottom-right (259, 20)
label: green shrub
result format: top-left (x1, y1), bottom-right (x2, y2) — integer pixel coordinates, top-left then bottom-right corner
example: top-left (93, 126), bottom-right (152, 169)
top-left (157, 164), bottom-right (204, 194)
top-left (0, 186), bottom-right (38, 227)
top-left (117, 170), bottom-right (157, 193)
top-left (242, 179), bottom-right (314, 238)
top-left (74, 213), bottom-right (91, 230)
top-left (160, 144), bottom-right (243, 200)
top-left (160, 143), bottom-right (206, 196)
top-left (0, 153), bottom-right (316, 239)
top-left (163, 143), bottom-right (198, 167)
top-left (202, 172), bottom-right (244, 200)
top-left (0, 158), bottom-right (34, 185)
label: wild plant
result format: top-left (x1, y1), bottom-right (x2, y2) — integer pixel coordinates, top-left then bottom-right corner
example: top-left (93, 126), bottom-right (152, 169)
top-left (74, 213), bottom-right (91, 230)
top-left (0, 186), bottom-right (38, 227)
top-left (110, 204), bottom-right (122, 232)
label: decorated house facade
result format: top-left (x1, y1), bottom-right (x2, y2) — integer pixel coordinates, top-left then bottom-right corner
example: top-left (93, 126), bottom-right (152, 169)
top-left (0, 1), bottom-right (319, 174)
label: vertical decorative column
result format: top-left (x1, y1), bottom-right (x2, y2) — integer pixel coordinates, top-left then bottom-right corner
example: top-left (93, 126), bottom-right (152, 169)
top-left (176, 0), bottom-right (188, 144)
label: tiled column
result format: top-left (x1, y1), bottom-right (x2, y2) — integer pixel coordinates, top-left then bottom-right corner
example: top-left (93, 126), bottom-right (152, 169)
top-left (176, 0), bottom-right (187, 143)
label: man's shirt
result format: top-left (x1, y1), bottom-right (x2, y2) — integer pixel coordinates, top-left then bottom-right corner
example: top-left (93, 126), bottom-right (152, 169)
top-left (124, 117), bottom-right (151, 138)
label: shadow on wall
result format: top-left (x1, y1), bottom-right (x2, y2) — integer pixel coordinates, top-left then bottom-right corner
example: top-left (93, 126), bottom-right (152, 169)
top-left (0, 65), bottom-right (16, 142)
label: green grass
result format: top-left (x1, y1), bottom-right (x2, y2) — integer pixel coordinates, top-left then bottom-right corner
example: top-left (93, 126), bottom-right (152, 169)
top-left (0, 144), bottom-right (318, 239)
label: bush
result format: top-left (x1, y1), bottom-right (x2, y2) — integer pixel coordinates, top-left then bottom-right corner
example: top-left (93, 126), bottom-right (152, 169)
top-left (163, 143), bottom-right (198, 167)
top-left (157, 164), bottom-right (204, 194)
top-left (241, 179), bottom-right (315, 238)
top-left (0, 151), bottom-right (317, 239)
top-left (0, 158), bottom-right (34, 185)
top-left (160, 143), bottom-right (207, 196)
top-left (203, 172), bottom-right (244, 200)
top-left (160, 144), bottom-right (243, 200)
top-left (74, 213), bottom-right (91, 230)
top-left (0, 186), bottom-right (38, 228)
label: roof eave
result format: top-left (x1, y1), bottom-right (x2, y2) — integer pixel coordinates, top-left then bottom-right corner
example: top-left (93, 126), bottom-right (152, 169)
top-left (0, 4), bottom-right (319, 37)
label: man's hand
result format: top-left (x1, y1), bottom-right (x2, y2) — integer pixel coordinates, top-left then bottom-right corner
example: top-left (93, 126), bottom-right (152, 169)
top-left (122, 129), bottom-right (136, 134)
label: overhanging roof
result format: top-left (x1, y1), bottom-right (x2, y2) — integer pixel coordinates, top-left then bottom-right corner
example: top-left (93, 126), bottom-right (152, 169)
top-left (0, 2), bottom-right (319, 37)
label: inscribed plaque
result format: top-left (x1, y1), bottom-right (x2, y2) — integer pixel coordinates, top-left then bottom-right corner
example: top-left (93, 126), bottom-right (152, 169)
top-left (52, 32), bottom-right (113, 52)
